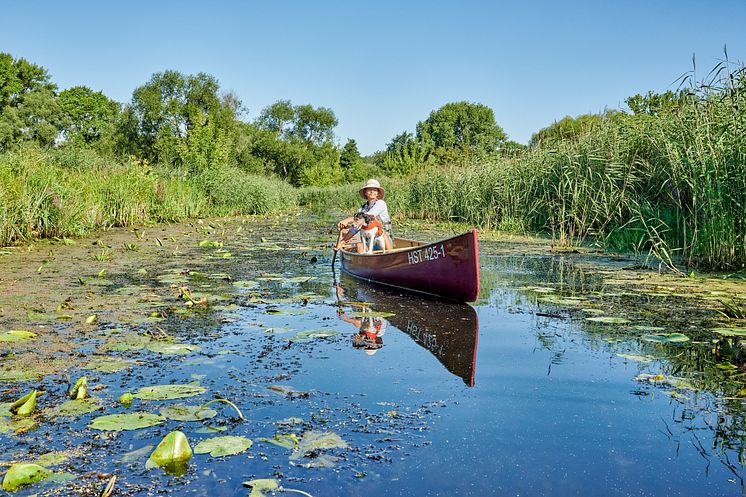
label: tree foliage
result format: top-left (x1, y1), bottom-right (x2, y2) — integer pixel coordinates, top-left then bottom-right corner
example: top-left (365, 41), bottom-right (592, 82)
top-left (416, 101), bottom-right (506, 156)
top-left (59, 86), bottom-right (120, 149)
top-left (0, 53), bottom-right (63, 150)
top-left (625, 90), bottom-right (686, 116)
top-left (529, 113), bottom-right (615, 148)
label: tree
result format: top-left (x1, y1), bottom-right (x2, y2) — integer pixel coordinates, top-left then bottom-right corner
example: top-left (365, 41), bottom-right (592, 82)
top-left (59, 86), bottom-right (120, 149)
top-left (339, 139), bottom-right (362, 169)
top-left (625, 90), bottom-right (685, 116)
top-left (529, 112), bottom-right (622, 148)
top-left (416, 101), bottom-right (506, 157)
top-left (0, 53), bottom-right (63, 150)
top-left (256, 100), bottom-right (294, 136)
top-left (256, 100), bottom-right (338, 146)
top-left (128, 70), bottom-right (239, 170)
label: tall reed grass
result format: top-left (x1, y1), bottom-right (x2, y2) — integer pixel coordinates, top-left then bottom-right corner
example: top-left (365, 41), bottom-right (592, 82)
top-left (0, 145), bottom-right (297, 246)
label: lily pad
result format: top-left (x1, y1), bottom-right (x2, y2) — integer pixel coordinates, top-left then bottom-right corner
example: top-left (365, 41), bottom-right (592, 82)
top-left (0, 369), bottom-right (44, 382)
top-left (288, 330), bottom-right (341, 343)
top-left (0, 417), bottom-right (37, 434)
top-left (585, 316), bottom-right (631, 324)
top-left (0, 330), bottom-right (37, 342)
top-left (132, 384), bottom-right (207, 400)
top-left (711, 327), bottom-right (746, 337)
top-left (194, 435), bottom-right (253, 457)
top-left (146, 342), bottom-right (201, 355)
top-left (81, 358), bottom-right (132, 373)
top-left (33, 451), bottom-right (71, 467)
top-left (244, 479), bottom-right (279, 497)
top-left (160, 404), bottom-right (217, 421)
top-left (642, 333), bottom-right (690, 343)
top-left (2, 463), bottom-right (52, 491)
top-left (256, 433), bottom-right (299, 450)
top-left (289, 430), bottom-right (347, 461)
top-left (108, 334), bottom-right (152, 351)
top-left (48, 398), bottom-right (102, 417)
top-left (89, 412), bottom-right (166, 431)
top-left (146, 431), bottom-right (193, 473)
top-left (348, 311), bottom-right (396, 318)
top-left (616, 354), bottom-right (655, 363)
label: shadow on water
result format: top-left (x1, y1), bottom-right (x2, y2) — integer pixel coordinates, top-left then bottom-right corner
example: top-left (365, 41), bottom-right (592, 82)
top-left (333, 272), bottom-right (478, 387)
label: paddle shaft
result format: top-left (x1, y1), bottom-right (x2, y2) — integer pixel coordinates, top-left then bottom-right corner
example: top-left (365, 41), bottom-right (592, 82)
top-left (331, 228), bottom-right (344, 266)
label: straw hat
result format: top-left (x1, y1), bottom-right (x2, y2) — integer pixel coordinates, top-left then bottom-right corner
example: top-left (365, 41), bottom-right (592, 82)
top-left (359, 178), bottom-right (385, 199)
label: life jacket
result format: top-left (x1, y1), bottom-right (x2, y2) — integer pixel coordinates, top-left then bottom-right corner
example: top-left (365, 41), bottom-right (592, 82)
top-left (362, 218), bottom-right (384, 237)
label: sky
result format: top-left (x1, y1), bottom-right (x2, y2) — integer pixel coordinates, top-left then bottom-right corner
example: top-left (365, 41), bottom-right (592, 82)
top-left (2, 0), bottom-right (745, 154)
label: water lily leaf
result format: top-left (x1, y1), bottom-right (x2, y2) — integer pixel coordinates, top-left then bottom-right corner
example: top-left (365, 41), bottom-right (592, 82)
top-left (69, 377), bottom-right (88, 399)
top-left (0, 330), bottom-right (37, 342)
top-left (244, 479), bottom-right (279, 497)
top-left (146, 431), bottom-right (193, 473)
top-left (265, 309), bottom-right (310, 315)
top-left (1, 463), bottom-right (52, 491)
top-left (119, 393), bottom-right (134, 408)
top-left (348, 311), bottom-right (396, 318)
top-left (299, 453), bottom-right (339, 468)
top-left (132, 384), bottom-right (207, 400)
top-left (642, 333), bottom-right (690, 343)
top-left (712, 327), bottom-right (746, 337)
top-left (257, 433), bottom-right (299, 450)
top-left (276, 416), bottom-right (304, 426)
top-left (199, 240), bottom-right (222, 248)
top-left (33, 451), bottom-right (71, 467)
top-left (233, 280), bottom-right (260, 289)
top-left (48, 397), bottom-right (102, 417)
top-left (160, 404), bottom-right (217, 421)
top-left (268, 385), bottom-right (309, 398)
top-left (289, 430), bottom-right (347, 461)
top-left (263, 327), bottom-right (294, 335)
top-left (284, 276), bottom-right (316, 283)
top-left (288, 330), bottom-right (340, 343)
top-left (585, 316), bottom-right (631, 324)
top-left (82, 358), bottom-right (132, 373)
top-left (85, 314), bottom-right (97, 325)
top-left (119, 445), bottom-right (154, 464)
top-left (89, 412), bottom-right (166, 431)
top-left (108, 334), bottom-right (152, 351)
top-left (0, 369), bottom-right (44, 382)
top-left (10, 390), bottom-right (38, 416)
top-left (0, 417), bottom-right (37, 434)
top-left (582, 309), bottom-right (606, 315)
top-left (195, 425), bottom-right (228, 434)
top-left (146, 342), bottom-right (201, 355)
top-left (633, 325), bottom-right (667, 332)
top-left (194, 435), bottom-right (253, 457)
top-left (616, 354), bottom-right (656, 363)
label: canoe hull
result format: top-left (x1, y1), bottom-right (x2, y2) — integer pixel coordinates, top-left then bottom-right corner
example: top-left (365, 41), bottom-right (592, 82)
top-left (340, 230), bottom-right (480, 302)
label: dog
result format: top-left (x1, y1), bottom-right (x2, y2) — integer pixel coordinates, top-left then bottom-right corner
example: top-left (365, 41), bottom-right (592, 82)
top-left (355, 212), bottom-right (386, 253)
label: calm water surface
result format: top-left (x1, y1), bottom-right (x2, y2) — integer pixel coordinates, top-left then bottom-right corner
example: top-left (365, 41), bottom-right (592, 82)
top-left (1, 222), bottom-right (743, 497)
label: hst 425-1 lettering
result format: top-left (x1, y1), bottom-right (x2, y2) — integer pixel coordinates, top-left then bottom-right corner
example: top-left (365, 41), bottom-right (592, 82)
top-left (407, 244), bottom-right (446, 265)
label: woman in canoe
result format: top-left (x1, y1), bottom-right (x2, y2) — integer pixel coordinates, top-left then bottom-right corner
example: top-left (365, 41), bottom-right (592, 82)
top-left (336, 178), bottom-right (393, 251)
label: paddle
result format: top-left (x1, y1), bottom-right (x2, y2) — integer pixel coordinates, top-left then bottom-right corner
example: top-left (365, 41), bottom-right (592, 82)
top-left (331, 228), bottom-right (344, 266)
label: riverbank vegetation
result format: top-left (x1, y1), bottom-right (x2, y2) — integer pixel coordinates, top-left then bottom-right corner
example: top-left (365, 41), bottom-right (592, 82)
top-left (1, 51), bottom-right (745, 269)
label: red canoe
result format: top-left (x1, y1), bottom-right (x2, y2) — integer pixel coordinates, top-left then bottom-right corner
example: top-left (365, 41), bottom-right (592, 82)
top-left (339, 230), bottom-right (480, 302)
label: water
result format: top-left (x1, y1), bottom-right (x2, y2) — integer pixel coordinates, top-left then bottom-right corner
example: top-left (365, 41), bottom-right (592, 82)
top-left (0, 218), bottom-right (744, 496)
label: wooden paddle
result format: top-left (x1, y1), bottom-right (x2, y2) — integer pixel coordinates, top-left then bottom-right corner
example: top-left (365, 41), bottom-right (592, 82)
top-left (331, 228), bottom-right (344, 266)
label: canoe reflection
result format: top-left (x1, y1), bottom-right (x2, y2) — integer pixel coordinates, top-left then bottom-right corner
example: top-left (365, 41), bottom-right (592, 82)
top-left (335, 275), bottom-right (479, 386)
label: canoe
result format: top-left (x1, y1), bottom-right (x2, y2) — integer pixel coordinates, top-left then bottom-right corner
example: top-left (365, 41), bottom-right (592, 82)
top-left (338, 276), bottom-right (479, 386)
top-left (339, 229), bottom-right (480, 302)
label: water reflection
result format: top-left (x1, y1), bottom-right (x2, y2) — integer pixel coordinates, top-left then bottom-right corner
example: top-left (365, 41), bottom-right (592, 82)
top-left (334, 274), bottom-right (479, 386)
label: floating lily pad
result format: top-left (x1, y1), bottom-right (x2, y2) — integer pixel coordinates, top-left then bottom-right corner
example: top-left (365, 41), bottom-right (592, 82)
top-left (0, 369), bottom-right (44, 382)
top-left (2, 463), bottom-right (52, 491)
top-left (132, 384), bottom-right (207, 400)
top-left (632, 325), bottom-right (667, 332)
top-left (0, 330), bottom-right (37, 342)
top-left (89, 412), bottom-right (166, 431)
top-left (268, 385), bottom-right (309, 398)
top-left (257, 433), bottom-right (299, 450)
top-left (263, 327), bottom-right (294, 335)
top-left (290, 430), bottom-right (347, 461)
top-left (48, 398), bottom-right (103, 417)
top-left (711, 327), bottom-right (746, 337)
top-left (146, 342), bottom-right (201, 355)
top-left (82, 358), bottom-right (132, 372)
top-left (146, 431), bottom-right (193, 474)
top-left (108, 334), bottom-right (152, 351)
top-left (33, 451), bottom-right (71, 467)
top-left (160, 404), bottom-right (217, 421)
top-left (265, 309), bottom-right (310, 315)
top-left (642, 333), bottom-right (690, 343)
top-left (194, 435), bottom-right (253, 457)
top-left (119, 445), bottom-right (154, 464)
top-left (0, 417), bottom-right (37, 434)
top-left (244, 479), bottom-right (279, 497)
top-left (585, 316), bottom-right (631, 324)
top-left (348, 311), bottom-right (396, 318)
top-left (616, 354), bottom-right (655, 363)
top-left (288, 330), bottom-right (340, 343)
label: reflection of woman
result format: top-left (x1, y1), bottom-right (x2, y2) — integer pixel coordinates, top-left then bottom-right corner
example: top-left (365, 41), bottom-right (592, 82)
top-left (336, 305), bottom-right (387, 355)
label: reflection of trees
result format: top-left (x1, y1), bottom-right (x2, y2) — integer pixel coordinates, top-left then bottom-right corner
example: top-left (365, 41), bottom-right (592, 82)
top-left (486, 253), bottom-right (746, 479)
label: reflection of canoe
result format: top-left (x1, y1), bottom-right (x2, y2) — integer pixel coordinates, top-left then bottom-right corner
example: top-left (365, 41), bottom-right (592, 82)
top-left (339, 276), bottom-right (479, 386)
top-left (339, 230), bottom-right (480, 303)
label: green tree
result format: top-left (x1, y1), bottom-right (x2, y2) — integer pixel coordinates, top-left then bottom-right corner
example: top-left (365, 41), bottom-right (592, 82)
top-left (256, 100), bottom-right (294, 136)
top-left (59, 86), bottom-right (121, 149)
top-left (529, 113), bottom-right (609, 148)
top-left (128, 70), bottom-right (239, 170)
top-left (625, 90), bottom-right (685, 116)
top-left (416, 101), bottom-right (506, 157)
top-left (0, 53), bottom-right (63, 150)
top-left (383, 131), bottom-right (433, 177)
top-left (339, 139), bottom-right (362, 169)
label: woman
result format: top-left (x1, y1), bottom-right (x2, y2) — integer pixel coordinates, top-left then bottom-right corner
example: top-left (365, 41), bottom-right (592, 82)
top-left (337, 178), bottom-right (393, 251)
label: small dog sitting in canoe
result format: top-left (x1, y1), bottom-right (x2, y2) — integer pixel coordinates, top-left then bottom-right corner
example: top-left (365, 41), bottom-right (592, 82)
top-left (336, 212), bottom-right (387, 253)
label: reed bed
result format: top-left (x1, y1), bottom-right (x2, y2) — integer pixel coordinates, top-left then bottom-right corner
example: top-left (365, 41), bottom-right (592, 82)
top-left (0, 146), bottom-right (297, 246)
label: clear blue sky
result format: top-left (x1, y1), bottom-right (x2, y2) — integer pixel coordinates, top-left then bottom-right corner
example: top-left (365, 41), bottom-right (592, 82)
top-left (2, 0), bottom-right (745, 154)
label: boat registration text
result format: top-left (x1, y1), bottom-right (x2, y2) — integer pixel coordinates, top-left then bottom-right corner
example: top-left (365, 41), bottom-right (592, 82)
top-left (407, 244), bottom-right (446, 265)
